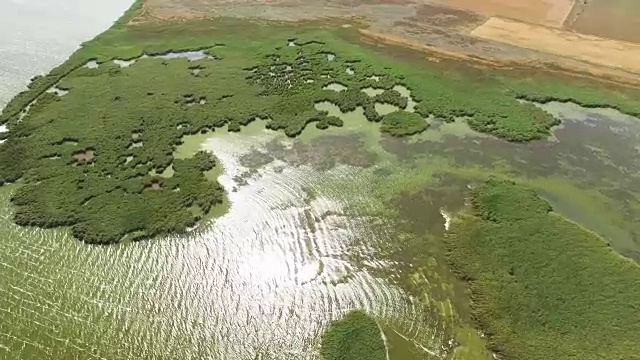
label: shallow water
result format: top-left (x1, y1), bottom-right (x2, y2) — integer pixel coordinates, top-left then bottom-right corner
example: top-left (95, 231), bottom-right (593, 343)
top-left (375, 103), bottom-right (400, 116)
top-left (45, 85), bottom-right (69, 97)
top-left (0, 124), bottom-right (450, 359)
top-left (323, 83), bottom-right (347, 92)
top-left (158, 50), bottom-right (213, 61)
top-left (382, 102), bottom-right (640, 262)
top-left (84, 60), bottom-right (100, 69)
top-left (109, 50), bottom-right (215, 69)
top-left (113, 58), bottom-right (137, 68)
top-left (362, 87), bottom-right (385, 97)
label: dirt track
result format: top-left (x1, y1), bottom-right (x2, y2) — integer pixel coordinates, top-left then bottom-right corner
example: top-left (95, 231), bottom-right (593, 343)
top-left (138, 0), bottom-right (640, 84)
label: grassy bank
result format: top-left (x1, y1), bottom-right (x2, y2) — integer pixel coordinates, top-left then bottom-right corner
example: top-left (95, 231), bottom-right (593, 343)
top-left (445, 179), bottom-right (640, 360)
top-left (320, 310), bottom-right (386, 360)
top-left (2, 3), bottom-right (640, 243)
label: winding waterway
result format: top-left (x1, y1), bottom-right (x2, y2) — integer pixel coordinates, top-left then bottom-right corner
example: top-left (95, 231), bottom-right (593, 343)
top-left (3, 2), bottom-right (640, 359)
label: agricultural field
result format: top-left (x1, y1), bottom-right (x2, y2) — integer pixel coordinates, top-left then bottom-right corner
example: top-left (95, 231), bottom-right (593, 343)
top-left (567, 0), bottom-right (640, 42)
top-left (471, 17), bottom-right (640, 73)
top-left (435, 0), bottom-right (574, 27)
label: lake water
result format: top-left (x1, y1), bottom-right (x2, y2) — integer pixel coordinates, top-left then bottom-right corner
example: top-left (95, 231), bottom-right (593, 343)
top-left (2, 2), bottom-right (640, 359)
top-left (0, 0), bottom-right (133, 109)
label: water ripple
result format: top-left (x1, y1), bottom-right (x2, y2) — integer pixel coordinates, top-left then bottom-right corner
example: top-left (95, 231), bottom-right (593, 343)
top-left (0, 131), bottom-right (448, 359)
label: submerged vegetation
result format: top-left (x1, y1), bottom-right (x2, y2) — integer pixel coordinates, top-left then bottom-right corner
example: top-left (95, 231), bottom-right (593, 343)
top-left (445, 179), bottom-right (640, 360)
top-left (319, 310), bottom-right (386, 360)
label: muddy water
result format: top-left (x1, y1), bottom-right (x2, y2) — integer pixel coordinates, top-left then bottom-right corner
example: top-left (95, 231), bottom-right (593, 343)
top-left (192, 128), bottom-right (448, 358)
top-left (111, 50), bottom-right (215, 68)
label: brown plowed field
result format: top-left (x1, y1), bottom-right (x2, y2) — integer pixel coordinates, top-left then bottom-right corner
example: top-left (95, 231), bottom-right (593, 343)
top-left (567, 0), bottom-right (640, 43)
top-left (434, 0), bottom-right (574, 27)
top-left (472, 17), bottom-right (640, 74)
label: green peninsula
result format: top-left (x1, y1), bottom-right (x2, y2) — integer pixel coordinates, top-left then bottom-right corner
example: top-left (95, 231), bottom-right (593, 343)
top-left (446, 179), bottom-right (640, 360)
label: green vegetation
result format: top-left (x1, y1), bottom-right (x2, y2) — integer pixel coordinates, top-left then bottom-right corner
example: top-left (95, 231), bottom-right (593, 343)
top-left (381, 111), bottom-right (428, 136)
top-left (374, 89), bottom-right (408, 109)
top-left (320, 310), bottom-right (386, 360)
top-left (2, 5), bottom-right (640, 243)
top-left (445, 179), bottom-right (640, 360)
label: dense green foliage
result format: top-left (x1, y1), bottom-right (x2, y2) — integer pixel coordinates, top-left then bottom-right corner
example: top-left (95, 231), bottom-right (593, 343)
top-left (445, 179), bottom-right (640, 360)
top-left (0, 1), bottom-right (143, 130)
top-left (381, 111), bottom-right (429, 136)
top-left (374, 89), bottom-right (408, 109)
top-left (319, 310), bottom-right (386, 360)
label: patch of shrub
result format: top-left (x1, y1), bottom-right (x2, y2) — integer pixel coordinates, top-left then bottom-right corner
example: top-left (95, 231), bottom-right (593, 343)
top-left (319, 310), bottom-right (386, 360)
top-left (380, 111), bottom-right (428, 136)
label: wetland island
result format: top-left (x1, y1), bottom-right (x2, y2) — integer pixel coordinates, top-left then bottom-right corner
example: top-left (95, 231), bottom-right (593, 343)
top-left (2, 0), bottom-right (640, 359)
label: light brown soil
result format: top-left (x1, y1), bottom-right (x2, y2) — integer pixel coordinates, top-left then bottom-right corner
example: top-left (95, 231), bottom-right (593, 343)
top-left (568, 0), bottom-right (640, 43)
top-left (138, 0), bottom-right (640, 85)
top-left (359, 28), bottom-right (640, 88)
top-left (73, 150), bottom-right (95, 164)
top-left (562, 0), bottom-right (586, 27)
top-left (472, 17), bottom-right (640, 74)
top-left (407, 4), bottom-right (485, 31)
top-left (432, 0), bottom-right (575, 27)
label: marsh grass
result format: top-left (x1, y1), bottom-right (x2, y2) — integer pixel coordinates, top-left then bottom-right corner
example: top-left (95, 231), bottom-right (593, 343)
top-left (445, 179), bottom-right (640, 360)
top-left (381, 111), bottom-right (429, 136)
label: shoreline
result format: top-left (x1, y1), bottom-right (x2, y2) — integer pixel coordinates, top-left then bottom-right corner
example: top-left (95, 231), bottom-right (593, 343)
top-left (0, 0), bottom-right (134, 112)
